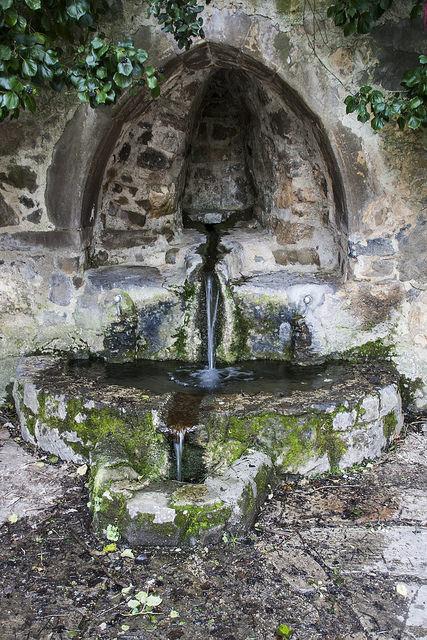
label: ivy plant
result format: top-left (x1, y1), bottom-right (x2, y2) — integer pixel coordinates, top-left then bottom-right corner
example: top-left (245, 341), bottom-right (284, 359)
top-left (327, 0), bottom-right (423, 35)
top-left (327, 0), bottom-right (426, 131)
top-left (0, 0), bottom-right (208, 121)
top-left (344, 55), bottom-right (427, 130)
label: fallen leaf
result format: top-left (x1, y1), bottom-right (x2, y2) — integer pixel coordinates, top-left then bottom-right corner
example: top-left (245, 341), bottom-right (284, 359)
top-left (396, 582), bottom-right (408, 597)
top-left (102, 543), bottom-right (117, 554)
top-left (76, 464), bottom-right (88, 476)
top-left (121, 548), bottom-right (135, 559)
top-left (8, 513), bottom-right (18, 524)
top-left (170, 609), bottom-right (179, 618)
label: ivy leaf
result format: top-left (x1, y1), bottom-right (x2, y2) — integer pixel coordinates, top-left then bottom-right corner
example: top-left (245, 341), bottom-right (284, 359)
top-left (135, 49), bottom-right (148, 64)
top-left (146, 74), bottom-right (158, 90)
top-left (22, 93), bottom-right (36, 112)
top-left (44, 50), bottom-right (58, 66)
top-left (66, 0), bottom-right (89, 21)
top-left (4, 91), bottom-right (19, 110)
top-left (371, 115), bottom-right (385, 130)
top-left (118, 59), bottom-right (133, 76)
top-left (0, 45), bottom-right (12, 61)
top-left (5, 8), bottom-right (18, 27)
top-left (113, 72), bottom-right (132, 88)
top-left (39, 64), bottom-right (53, 79)
top-left (406, 115), bottom-right (421, 129)
top-left (91, 36), bottom-right (105, 50)
top-left (96, 66), bottom-right (107, 79)
top-left (0, 0), bottom-right (13, 9)
top-left (408, 96), bottom-right (423, 110)
top-left (22, 59), bottom-right (38, 77)
top-left (420, 55), bottom-right (427, 65)
top-left (24, 0), bottom-right (41, 9)
top-left (9, 76), bottom-right (23, 91)
top-left (145, 594), bottom-right (162, 608)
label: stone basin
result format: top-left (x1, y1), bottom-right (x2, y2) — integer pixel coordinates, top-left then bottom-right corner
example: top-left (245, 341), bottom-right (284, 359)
top-left (12, 357), bottom-right (403, 546)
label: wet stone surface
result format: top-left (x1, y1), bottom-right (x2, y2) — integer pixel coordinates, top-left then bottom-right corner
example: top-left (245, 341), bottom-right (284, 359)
top-left (11, 357), bottom-right (405, 546)
top-left (0, 418), bottom-right (425, 639)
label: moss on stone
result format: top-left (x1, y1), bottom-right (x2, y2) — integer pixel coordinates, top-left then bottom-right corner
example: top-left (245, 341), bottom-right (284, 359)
top-left (398, 375), bottom-right (423, 410)
top-left (230, 299), bottom-right (251, 361)
top-left (172, 325), bottom-right (187, 359)
top-left (341, 339), bottom-right (395, 363)
top-left (35, 393), bottom-right (168, 479)
top-left (205, 407), bottom-right (348, 475)
top-left (383, 411), bottom-right (398, 440)
top-left (171, 500), bottom-right (232, 539)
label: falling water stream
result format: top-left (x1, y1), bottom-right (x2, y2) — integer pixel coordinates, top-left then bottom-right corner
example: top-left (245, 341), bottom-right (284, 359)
top-left (173, 431), bottom-right (185, 482)
top-left (205, 272), bottom-right (220, 371)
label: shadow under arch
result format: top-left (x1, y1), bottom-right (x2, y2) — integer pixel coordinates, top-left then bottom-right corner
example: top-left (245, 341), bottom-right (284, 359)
top-left (47, 42), bottom-right (349, 259)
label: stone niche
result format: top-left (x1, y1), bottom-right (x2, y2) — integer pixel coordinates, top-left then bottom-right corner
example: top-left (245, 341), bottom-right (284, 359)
top-left (93, 67), bottom-right (347, 275)
top-left (77, 65), bottom-right (352, 365)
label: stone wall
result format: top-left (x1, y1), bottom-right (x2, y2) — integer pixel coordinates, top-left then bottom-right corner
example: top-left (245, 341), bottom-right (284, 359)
top-left (0, 0), bottom-right (426, 407)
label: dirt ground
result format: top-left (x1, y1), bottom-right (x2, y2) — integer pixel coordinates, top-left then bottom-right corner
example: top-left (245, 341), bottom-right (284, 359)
top-left (0, 414), bottom-right (426, 640)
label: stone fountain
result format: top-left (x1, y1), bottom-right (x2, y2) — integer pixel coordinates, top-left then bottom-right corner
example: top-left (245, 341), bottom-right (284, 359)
top-left (10, 68), bottom-right (406, 546)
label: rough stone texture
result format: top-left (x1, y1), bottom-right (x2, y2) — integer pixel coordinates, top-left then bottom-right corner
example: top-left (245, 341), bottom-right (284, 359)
top-left (0, 0), bottom-right (425, 407)
top-left (0, 428), bottom-right (67, 526)
top-left (12, 356), bottom-right (405, 545)
top-left (0, 421), bottom-right (425, 639)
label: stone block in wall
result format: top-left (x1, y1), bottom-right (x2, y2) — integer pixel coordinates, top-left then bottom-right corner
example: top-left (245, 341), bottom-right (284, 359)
top-left (48, 273), bottom-right (73, 307)
top-left (0, 193), bottom-right (19, 227)
top-left (273, 248), bottom-right (320, 266)
top-left (274, 220), bottom-right (314, 245)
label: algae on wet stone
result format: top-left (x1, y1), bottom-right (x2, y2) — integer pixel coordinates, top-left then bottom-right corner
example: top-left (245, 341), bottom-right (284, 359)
top-left (341, 338), bottom-right (395, 363)
top-left (170, 485), bottom-right (231, 538)
top-left (383, 410), bottom-right (398, 440)
top-left (205, 408), bottom-right (349, 474)
top-left (35, 394), bottom-right (168, 478)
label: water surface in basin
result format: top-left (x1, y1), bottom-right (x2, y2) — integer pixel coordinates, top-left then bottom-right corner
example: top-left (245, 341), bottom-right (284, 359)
top-left (67, 359), bottom-right (357, 396)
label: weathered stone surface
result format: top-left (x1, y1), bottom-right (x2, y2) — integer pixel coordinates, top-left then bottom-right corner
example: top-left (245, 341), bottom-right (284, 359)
top-left (0, 434), bottom-right (67, 526)
top-left (12, 356), bottom-right (405, 545)
top-left (48, 272), bottom-right (73, 307)
top-left (0, 165), bottom-right (37, 192)
top-left (0, 193), bottom-right (18, 227)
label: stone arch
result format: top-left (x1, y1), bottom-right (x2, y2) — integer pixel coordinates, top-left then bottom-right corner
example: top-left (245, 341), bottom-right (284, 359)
top-left (47, 42), bottom-right (349, 275)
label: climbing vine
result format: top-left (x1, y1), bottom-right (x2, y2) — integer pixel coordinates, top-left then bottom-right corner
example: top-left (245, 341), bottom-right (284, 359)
top-left (327, 0), bottom-right (426, 130)
top-left (0, 0), bottom-right (425, 132)
top-left (0, 0), bottom-right (208, 121)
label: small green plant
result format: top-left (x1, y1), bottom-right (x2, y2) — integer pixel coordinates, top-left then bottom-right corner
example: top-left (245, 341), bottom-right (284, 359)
top-left (344, 56), bottom-right (427, 131)
top-left (276, 623), bottom-right (294, 639)
top-left (126, 590), bottom-right (162, 617)
top-left (0, 0), bottom-right (209, 121)
top-left (105, 523), bottom-right (120, 541)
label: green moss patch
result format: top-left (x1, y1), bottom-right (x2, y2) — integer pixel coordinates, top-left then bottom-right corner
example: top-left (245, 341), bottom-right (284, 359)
top-left (205, 407), bottom-right (349, 474)
top-left (383, 411), bottom-right (398, 440)
top-left (32, 393), bottom-right (168, 479)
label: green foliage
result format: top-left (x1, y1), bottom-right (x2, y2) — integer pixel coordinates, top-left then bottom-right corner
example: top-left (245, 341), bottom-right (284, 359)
top-left (327, 0), bottom-right (421, 35)
top-left (149, 0), bottom-right (210, 50)
top-left (344, 55), bottom-right (427, 131)
top-left (327, 1), bottom-right (426, 132)
top-left (0, 0), bottom-right (208, 121)
top-left (276, 624), bottom-right (294, 639)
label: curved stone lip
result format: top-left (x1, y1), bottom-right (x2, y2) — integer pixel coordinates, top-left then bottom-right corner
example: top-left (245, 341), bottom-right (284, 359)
top-left (12, 355), bottom-right (404, 546)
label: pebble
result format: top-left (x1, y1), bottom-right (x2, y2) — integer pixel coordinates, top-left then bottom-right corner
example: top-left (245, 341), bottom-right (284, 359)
top-left (135, 552), bottom-right (149, 564)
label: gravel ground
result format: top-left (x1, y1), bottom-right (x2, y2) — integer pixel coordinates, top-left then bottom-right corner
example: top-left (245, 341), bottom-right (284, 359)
top-left (0, 415), bottom-right (425, 640)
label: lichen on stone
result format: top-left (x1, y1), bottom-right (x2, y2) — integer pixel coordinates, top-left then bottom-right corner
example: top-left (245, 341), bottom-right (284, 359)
top-left (383, 410), bottom-right (398, 440)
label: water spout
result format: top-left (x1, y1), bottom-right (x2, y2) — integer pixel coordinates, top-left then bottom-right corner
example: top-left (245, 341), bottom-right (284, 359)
top-left (205, 273), bottom-right (220, 370)
top-left (173, 430), bottom-right (185, 482)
